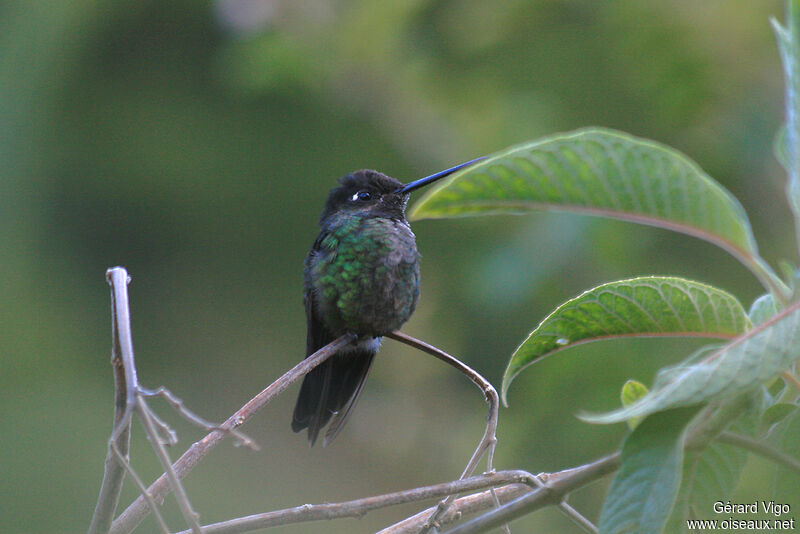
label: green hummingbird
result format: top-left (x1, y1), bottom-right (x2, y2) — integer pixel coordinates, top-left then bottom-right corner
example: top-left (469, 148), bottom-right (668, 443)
top-left (291, 157), bottom-right (484, 446)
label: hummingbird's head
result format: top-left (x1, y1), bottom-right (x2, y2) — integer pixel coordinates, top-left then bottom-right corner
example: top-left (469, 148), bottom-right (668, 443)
top-left (319, 156), bottom-right (487, 225)
top-left (320, 170), bottom-right (408, 224)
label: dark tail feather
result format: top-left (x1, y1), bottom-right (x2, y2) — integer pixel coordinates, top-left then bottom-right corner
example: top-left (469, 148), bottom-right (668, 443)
top-left (323, 350), bottom-right (376, 446)
top-left (292, 349), bottom-right (376, 446)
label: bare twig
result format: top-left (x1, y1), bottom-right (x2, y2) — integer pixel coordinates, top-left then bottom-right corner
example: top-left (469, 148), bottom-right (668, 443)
top-left (88, 269), bottom-right (136, 534)
top-left (141, 405), bottom-right (179, 446)
top-left (526, 470), bottom-right (598, 532)
top-left (383, 491), bottom-right (598, 534)
top-left (139, 386), bottom-right (258, 450)
top-left (381, 456), bottom-right (616, 534)
top-left (110, 332), bottom-right (356, 534)
top-left (388, 332), bottom-right (500, 479)
top-left (387, 331), bottom-right (501, 532)
top-left (378, 485), bottom-right (529, 534)
top-left (110, 441), bottom-right (172, 534)
top-left (170, 471), bottom-right (536, 534)
top-left (442, 452), bottom-right (620, 534)
top-left (382, 482), bottom-right (593, 534)
top-left (90, 268), bottom-right (204, 534)
top-left (136, 396), bottom-right (202, 533)
top-left (557, 501), bottom-right (598, 534)
top-left (717, 430), bottom-right (800, 474)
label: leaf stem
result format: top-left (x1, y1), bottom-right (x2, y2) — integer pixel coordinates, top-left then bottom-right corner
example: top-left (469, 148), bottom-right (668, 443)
top-left (748, 255), bottom-right (792, 306)
top-left (781, 370), bottom-right (800, 393)
top-left (717, 431), bottom-right (800, 475)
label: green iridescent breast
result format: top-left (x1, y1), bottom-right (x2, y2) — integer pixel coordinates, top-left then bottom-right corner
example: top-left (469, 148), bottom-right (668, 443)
top-left (307, 213), bottom-right (420, 336)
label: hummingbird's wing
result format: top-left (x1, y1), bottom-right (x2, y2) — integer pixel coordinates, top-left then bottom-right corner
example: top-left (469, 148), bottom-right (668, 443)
top-left (291, 236), bottom-right (334, 444)
top-left (291, 287), bottom-right (377, 446)
top-left (291, 235), bottom-right (377, 446)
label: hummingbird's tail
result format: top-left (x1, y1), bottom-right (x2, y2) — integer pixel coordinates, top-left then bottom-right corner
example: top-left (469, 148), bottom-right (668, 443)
top-left (291, 347), bottom-right (376, 446)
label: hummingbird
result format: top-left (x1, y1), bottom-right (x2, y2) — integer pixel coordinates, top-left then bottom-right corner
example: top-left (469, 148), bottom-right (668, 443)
top-left (291, 157), bottom-right (485, 446)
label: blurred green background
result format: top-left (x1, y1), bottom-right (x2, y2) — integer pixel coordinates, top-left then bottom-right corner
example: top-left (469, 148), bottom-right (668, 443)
top-left (1, 1), bottom-right (794, 532)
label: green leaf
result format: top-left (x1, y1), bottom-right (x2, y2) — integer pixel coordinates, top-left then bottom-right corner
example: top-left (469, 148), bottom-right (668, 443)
top-left (767, 374), bottom-right (789, 402)
top-left (773, 6), bottom-right (800, 197)
top-left (598, 407), bottom-right (700, 534)
top-left (667, 441), bottom-right (748, 533)
top-left (502, 276), bottom-right (749, 404)
top-left (774, 125), bottom-right (789, 171)
top-left (773, 2), bottom-right (800, 254)
top-left (749, 293), bottom-right (779, 326)
top-left (582, 300), bottom-right (800, 425)
top-left (761, 402), bottom-right (799, 434)
top-left (622, 380), bottom-right (650, 430)
top-left (666, 394), bottom-right (760, 532)
top-left (410, 128), bottom-right (759, 268)
top-left (766, 400), bottom-right (800, 510)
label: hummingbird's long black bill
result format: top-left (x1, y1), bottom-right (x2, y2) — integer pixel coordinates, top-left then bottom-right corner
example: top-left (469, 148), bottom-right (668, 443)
top-left (397, 156), bottom-right (487, 194)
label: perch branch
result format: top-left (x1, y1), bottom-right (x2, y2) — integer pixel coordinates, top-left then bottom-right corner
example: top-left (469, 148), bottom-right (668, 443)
top-left (110, 332), bottom-right (356, 534)
top-left (171, 471), bottom-right (537, 534)
top-left (379, 485), bottom-right (531, 534)
top-left (386, 331), bottom-right (501, 533)
top-left (442, 452), bottom-right (620, 534)
top-left (381, 458), bottom-right (611, 534)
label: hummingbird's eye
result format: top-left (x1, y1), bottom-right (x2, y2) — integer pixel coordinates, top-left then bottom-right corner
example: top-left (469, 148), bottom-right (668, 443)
top-left (351, 191), bottom-right (372, 202)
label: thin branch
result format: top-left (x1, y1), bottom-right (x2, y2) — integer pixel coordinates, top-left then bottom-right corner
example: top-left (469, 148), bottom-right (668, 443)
top-left (110, 439), bottom-right (172, 534)
top-left (139, 404), bottom-right (178, 446)
top-left (92, 268), bottom-right (206, 534)
top-left (88, 268), bottom-right (137, 534)
top-left (383, 491), bottom-right (598, 534)
top-left (138, 386), bottom-right (258, 450)
top-left (379, 485), bottom-right (531, 534)
top-left (494, 491), bottom-right (512, 534)
top-left (526, 469), bottom-right (598, 533)
top-left (558, 501), bottom-right (598, 534)
top-left (442, 453), bottom-right (620, 534)
top-left (135, 396), bottom-right (202, 534)
top-left (386, 331), bottom-right (500, 532)
top-left (717, 431), bottom-right (800, 475)
top-left (110, 269), bottom-right (140, 407)
top-left (110, 332), bottom-right (356, 534)
top-left (172, 471), bottom-right (537, 534)
top-left (88, 267), bottom-right (136, 534)
top-left (379, 480), bottom-right (589, 534)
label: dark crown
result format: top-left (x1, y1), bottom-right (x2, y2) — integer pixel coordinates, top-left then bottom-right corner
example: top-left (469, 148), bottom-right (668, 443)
top-left (319, 170), bottom-right (405, 223)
